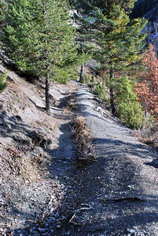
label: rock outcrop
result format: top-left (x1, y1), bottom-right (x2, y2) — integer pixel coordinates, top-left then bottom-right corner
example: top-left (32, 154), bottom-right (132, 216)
top-left (132, 0), bottom-right (158, 52)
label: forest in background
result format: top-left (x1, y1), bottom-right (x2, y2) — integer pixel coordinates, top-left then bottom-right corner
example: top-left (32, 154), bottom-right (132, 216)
top-left (1, 0), bottom-right (158, 142)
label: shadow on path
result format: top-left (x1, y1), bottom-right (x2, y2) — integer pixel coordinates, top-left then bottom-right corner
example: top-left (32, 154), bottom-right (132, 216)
top-left (9, 89), bottom-right (158, 236)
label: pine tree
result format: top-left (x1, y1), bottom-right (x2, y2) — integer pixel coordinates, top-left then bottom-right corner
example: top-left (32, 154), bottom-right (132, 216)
top-left (75, 1), bottom-right (146, 114)
top-left (97, 5), bottom-right (146, 114)
top-left (0, 1), bottom-right (7, 26)
top-left (1, 0), bottom-right (79, 113)
top-left (70, 0), bottom-right (136, 13)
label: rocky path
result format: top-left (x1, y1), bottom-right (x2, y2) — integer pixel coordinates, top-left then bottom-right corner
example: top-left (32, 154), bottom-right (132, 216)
top-left (5, 85), bottom-right (158, 236)
top-left (63, 87), bottom-right (158, 236)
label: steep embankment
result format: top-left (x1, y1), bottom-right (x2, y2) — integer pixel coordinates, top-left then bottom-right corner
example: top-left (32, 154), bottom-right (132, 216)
top-left (0, 65), bottom-right (77, 235)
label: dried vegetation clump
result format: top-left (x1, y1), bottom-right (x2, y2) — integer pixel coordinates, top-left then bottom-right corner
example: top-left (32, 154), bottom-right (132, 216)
top-left (134, 126), bottom-right (158, 148)
top-left (74, 116), bottom-right (96, 162)
top-left (66, 94), bottom-right (76, 111)
top-left (0, 143), bottom-right (46, 183)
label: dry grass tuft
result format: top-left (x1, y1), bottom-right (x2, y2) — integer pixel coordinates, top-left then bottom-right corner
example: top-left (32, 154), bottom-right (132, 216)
top-left (63, 107), bottom-right (70, 114)
top-left (134, 127), bottom-right (158, 148)
top-left (74, 116), bottom-right (96, 162)
top-left (66, 95), bottom-right (76, 111)
top-left (6, 146), bottom-right (41, 182)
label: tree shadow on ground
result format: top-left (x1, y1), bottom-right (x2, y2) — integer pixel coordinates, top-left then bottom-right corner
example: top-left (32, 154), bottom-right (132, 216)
top-left (12, 122), bottom-right (158, 235)
top-left (93, 137), bottom-right (158, 161)
top-left (2, 98), bottom-right (158, 235)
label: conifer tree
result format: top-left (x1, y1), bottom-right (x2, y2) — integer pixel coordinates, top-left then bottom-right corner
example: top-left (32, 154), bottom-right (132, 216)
top-left (95, 4), bottom-right (146, 114)
top-left (70, 0), bottom-right (136, 13)
top-left (1, 0), bottom-right (78, 113)
top-left (74, 1), bottom-right (146, 114)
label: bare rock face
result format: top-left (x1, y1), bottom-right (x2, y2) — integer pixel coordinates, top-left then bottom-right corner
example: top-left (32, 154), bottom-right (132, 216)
top-left (132, 0), bottom-right (158, 53)
top-left (132, 0), bottom-right (158, 19)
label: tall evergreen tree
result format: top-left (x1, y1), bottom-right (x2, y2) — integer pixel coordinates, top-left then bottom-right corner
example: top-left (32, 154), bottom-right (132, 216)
top-left (74, 0), bottom-right (147, 114)
top-left (95, 4), bottom-right (146, 113)
top-left (1, 0), bottom-right (79, 113)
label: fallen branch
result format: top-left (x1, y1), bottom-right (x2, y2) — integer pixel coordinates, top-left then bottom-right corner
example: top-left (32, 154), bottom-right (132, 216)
top-left (68, 206), bottom-right (93, 225)
top-left (73, 116), bottom-right (96, 163)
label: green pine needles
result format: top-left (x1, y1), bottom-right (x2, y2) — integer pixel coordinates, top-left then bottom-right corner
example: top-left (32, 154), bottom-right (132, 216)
top-left (73, 0), bottom-right (147, 128)
top-left (0, 0), bottom-right (80, 113)
top-left (115, 77), bottom-right (144, 129)
top-left (0, 0), bottom-right (148, 128)
top-left (93, 3), bottom-right (146, 114)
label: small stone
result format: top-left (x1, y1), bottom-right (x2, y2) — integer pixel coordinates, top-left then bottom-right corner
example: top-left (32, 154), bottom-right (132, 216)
top-left (56, 224), bottom-right (61, 228)
top-left (38, 228), bottom-right (46, 232)
top-left (127, 229), bottom-right (136, 234)
top-left (65, 232), bottom-right (70, 235)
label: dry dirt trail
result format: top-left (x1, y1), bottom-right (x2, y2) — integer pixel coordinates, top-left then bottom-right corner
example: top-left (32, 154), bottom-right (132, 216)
top-left (60, 87), bottom-right (158, 236)
top-left (25, 86), bottom-right (158, 236)
top-left (1, 74), bottom-right (158, 236)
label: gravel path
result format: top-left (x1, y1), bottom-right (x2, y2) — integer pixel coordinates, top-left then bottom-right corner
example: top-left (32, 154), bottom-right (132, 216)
top-left (65, 87), bottom-right (158, 236)
top-left (8, 85), bottom-right (158, 236)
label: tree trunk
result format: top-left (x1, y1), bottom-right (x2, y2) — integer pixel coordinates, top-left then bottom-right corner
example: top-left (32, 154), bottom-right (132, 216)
top-left (79, 65), bottom-right (84, 83)
top-left (109, 67), bottom-right (116, 115)
top-left (45, 74), bottom-right (50, 114)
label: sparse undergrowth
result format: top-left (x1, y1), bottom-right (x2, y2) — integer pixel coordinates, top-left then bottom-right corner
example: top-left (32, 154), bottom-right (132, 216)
top-left (65, 94), bottom-right (77, 111)
top-left (5, 145), bottom-right (42, 182)
top-left (134, 127), bottom-right (158, 148)
top-left (73, 116), bottom-right (96, 163)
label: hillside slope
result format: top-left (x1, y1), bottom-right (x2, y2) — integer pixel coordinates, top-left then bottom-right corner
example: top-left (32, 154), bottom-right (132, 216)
top-left (0, 67), bottom-right (158, 235)
top-left (0, 65), bottom-right (77, 234)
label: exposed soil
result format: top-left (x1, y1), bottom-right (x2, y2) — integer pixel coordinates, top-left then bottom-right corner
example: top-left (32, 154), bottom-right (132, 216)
top-left (0, 65), bottom-right (78, 235)
top-left (0, 66), bottom-right (158, 236)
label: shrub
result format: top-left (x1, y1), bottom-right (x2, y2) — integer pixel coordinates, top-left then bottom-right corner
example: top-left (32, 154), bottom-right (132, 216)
top-left (93, 82), bottom-right (108, 102)
top-left (116, 77), bottom-right (144, 129)
top-left (0, 71), bottom-right (7, 92)
top-left (74, 116), bottom-right (95, 162)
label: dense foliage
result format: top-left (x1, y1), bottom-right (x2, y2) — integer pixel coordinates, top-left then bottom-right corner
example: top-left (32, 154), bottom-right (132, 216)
top-left (70, 0), bottom-right (136, 13)
top-left (116, 77), bottom-right (144, 128)
top-left (0, 0), bottom-right (154, 130)
top-left (73, 0), bottom-right (146, 122)
top-left (0, 0), bottom-right (79, 112)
